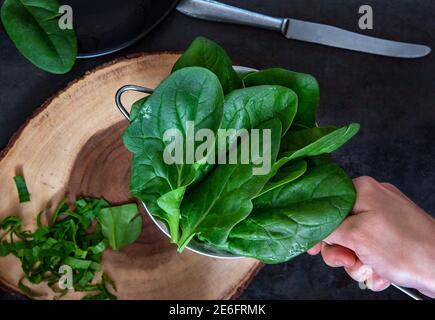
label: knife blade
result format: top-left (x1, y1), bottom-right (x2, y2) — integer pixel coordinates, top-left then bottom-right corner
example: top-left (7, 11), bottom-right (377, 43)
top-left (177, 0), bottom-right (431, 58)
top-left (286, 19), bottom-right (430, 58)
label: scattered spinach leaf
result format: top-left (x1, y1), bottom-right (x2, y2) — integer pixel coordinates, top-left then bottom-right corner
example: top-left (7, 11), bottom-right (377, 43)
top-left (13, 175), bottom-right (30, 203)
top-left (0, 197), bottom-right (139, 299)
top-left (98, 204), bottom-right (142, 251)
top-left (1, 0), bottom-right (77, 74)
top-left (18, 278), bottom-right (43, 297)
top-left (82, 272), bottom-right (117, 300)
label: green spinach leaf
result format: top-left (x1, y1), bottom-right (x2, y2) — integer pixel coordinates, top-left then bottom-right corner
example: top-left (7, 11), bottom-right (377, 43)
top-left (178, 119), bottom-right (282, 249)
top-left (194, 85), bottom-right (298, 183)
top-left (279, 124), bottom-right (360, 159)
top-left (306, 154), bottom-right (333, 167)
top-left (257, 124), bottom-right (359, 199)
top-left (0, 197), bottom-right (131, 299)
top-left (18, 278), bottom-right (43, 297)
top-left (255, 160), bottom-right (307, 198)
top-left (1, 0), bottom-right (77, 74)
top-left (97, 204), bottom-right (142, 251)
top-left (223, 163), bottom-right (356, 263)
top-left (13, 175), bottom-right (30, 203)
top-left (221, 85), bottom-right (297, 136)
top-left (123, 67), bottom-right (224, 243)
top-left (172, 37), bottom-right (242, 94)
top-left (243, 68), bottom-right (320, 128)
top-left (129, 96), bottom-right (149, 122)
top-left (125, 37), bottom-right (361, 265)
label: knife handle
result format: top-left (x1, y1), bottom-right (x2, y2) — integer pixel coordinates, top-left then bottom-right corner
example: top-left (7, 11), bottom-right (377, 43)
top-left (177, 0), bottom-right (288, 33)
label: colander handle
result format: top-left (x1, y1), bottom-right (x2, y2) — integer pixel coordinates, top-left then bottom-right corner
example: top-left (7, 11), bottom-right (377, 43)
top-left (115, 85), bottom-right (154, 121)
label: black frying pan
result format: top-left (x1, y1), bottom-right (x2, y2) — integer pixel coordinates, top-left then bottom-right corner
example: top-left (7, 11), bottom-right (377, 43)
top-left (64, 0), bottom-right (179, 58)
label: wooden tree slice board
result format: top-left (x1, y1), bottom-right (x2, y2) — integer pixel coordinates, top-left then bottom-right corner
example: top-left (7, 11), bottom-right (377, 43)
top-left (0, 53), bottom-right (262, 300)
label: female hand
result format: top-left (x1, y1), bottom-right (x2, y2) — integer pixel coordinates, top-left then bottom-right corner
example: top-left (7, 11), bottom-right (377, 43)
top-left (308, 176), bottom-right (435, 298)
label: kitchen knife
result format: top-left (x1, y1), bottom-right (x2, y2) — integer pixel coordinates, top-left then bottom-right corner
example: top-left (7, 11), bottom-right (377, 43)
top-left (177, 0), bottom-right (431, 58)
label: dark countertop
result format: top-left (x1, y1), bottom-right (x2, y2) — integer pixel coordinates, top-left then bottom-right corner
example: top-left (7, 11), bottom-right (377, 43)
top-left (0, 0), bottom-right (433, 300)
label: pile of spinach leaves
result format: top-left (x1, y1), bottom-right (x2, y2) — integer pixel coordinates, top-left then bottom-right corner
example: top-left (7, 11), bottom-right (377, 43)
top-left (0, 183), bottom-right (142, 299)
top-left (123, 37), bottom-right (360, 264)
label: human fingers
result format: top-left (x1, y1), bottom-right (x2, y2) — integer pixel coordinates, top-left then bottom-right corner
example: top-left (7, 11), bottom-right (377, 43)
top-left (352, 176), bottom-right (382, 214)
top-left (307, 243), bottom-right (321, 255)
top-left (365, 272), bottom-right (391, 292)
top-left (344, 259), bottom-right (373, 282)
top-left (324, 215), bottom-right (361, 251)
top-left (320, 242), bottom-right (357, 268)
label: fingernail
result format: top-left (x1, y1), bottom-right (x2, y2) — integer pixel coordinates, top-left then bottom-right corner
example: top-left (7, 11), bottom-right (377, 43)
top-left (352, 265), bottom-right (373, 282)
top-left (359, 265), bottom-right (373, 281)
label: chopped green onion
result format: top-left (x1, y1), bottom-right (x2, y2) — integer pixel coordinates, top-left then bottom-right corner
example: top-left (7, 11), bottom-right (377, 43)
top-left (13, 175), bottom-right (30, 203)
